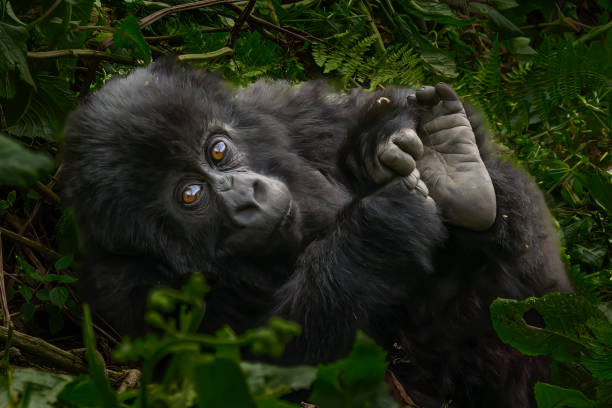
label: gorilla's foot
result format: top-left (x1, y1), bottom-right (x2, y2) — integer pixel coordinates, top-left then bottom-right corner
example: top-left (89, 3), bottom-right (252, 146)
top-left (415, 83), bottom-right (496, 230)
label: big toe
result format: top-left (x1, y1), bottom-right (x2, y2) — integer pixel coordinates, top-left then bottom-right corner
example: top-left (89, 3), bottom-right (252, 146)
top-left (416, 85), bottom-right (440, 106)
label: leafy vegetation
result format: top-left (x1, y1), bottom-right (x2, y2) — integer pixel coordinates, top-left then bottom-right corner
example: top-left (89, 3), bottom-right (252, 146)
top-left (0, 0), bottom-right (610, 407)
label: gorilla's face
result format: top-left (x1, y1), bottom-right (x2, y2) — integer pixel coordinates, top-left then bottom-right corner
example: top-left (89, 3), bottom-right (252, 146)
top-left (63, 64), bottom-right (308, 275)
top-left (165, 126), bottom-right (303, 257)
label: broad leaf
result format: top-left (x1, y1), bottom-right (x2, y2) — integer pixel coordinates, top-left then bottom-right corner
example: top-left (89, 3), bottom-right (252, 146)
top-left (0, 368), bottom-right (73, 408)
top-left (471, 2), bottom-right (523, 36)
top-left (193, 358), bottom-right (256, 408)
top-left (491, 294), bottom-right (612, 379)
top-left (242, 362), bottom-right (317, 397)
top-left (310, 332), bottom-right (398, 408)
top-left (0, 133), bottom-right (53, 186)
top-left (0, 22), bottom-right (34, 96)
top-left (8, 75), bottom-right (76, 141)
top-left (112, 15), bottom-right (151, 63)
top-left (534, 383), bottom-right (596, 408)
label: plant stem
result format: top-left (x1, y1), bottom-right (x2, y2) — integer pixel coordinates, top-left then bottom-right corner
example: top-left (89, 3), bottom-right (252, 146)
top-left (27, 49), bottom-right (140, 65)
top-left (358, 0), bottom-right (385, 53)
top-left (0, 227), bottom-right (60, 260)
top-left (26, 0), bottom-right (63, 30)
top-left (177, 47), bottom-right (234, 61)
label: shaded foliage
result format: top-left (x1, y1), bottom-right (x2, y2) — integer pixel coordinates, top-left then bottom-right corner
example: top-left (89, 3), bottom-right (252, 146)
top-left (0, 0), bottom-right (610, 407)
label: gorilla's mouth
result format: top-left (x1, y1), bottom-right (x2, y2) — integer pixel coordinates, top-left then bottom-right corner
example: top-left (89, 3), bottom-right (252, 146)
top-left (221, 199), bottom-right (300, 255)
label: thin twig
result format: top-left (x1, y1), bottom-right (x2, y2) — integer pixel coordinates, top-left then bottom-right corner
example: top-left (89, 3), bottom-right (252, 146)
top-left (34, 181), bottom-right (61, 205)
top-left (0, 233), bottom-right (10, 327)
top-left (100, 0), bottom-right (243, 50)
top-left (145, 27), bottom-right (232, 42)
top-left (0, 227), bottom-right (60, 260)
top-left (226, 0), bottom-right (256, 48)
top-left (26, 0), bottom-right (63, 30)
top-left (223, 3), bottom-right (321, 44)
top-left (20, 168), bottom-right (61, 235)
top-left (27, 50), bottom-right (140, 65)
top-left (574, 19), bottom-right (612, 45)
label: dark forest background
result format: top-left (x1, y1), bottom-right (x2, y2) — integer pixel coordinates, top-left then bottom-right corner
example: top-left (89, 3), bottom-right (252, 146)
top-left (0, 1), bottom-right (610, 407)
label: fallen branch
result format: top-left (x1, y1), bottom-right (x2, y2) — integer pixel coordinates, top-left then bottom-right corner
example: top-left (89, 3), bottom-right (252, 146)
top-left (27, 49), bottom-right (140, 65)
top-left (0, 227), bottom-right (60, 260)
top-left (0, 326), bottom-right (123, 382)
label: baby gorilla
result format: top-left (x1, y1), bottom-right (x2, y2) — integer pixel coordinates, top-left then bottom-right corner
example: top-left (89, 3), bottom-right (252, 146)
top-left (62, 61), bottom-right (569, 407)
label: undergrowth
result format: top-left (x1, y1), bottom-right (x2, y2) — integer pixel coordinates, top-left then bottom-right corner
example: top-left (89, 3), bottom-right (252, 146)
top-left (0, 1), bottom-right (610, 407)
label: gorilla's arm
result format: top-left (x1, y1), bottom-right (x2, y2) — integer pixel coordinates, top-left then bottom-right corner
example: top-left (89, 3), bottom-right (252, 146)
top-left (275, 180), bottom-right (445, 364)
top-left (78, 255), bottom-right (170, 336)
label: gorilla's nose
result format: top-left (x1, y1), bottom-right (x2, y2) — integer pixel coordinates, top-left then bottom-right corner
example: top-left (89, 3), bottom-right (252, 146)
top-left (217, 173), bottom-right (267, 227)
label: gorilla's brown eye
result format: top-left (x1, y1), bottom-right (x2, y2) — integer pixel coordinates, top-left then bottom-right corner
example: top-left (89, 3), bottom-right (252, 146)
top-left (182, 184), bottom-right (202, 204)
top-left (210, 140), bottom-right (227, 162)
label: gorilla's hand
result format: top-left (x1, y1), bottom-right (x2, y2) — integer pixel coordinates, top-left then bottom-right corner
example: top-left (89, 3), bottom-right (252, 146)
top-left (346, 124), bottom-right (430, 195)
top-left (415, 83), bottom-right (496, 230)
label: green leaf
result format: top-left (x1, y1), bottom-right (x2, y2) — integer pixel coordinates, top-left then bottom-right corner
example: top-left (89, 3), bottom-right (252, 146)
top-left (0, 21), bottom-right (34, 96)
top-left (0, 190), bottom-right (16, 209)
top-left (19, 302), bottom-right (35, 322)
top-left (491, 294), bottom-right (612, 379)
top-left (471, 2), bottom-right (523, 36)
top-left (241, 362), bottom-right (317, 398)
top-left (491, 294), bottom-right (593, 360)
top-left (574, 171), bottom-right (612, 215)
top-left (310, 332), bottom-right (398, 408)
top-left (49, 286), bottom-right (69, 308)
top-left (401, 0), bottom-right (470, 26)
top-left (82, 304), bottom-right (118, 408)
top-left (57, 375), bottom-right (99, 407)
top-left (534, 383), bottom-right (596, 408)
top-left (507, 37), bottom-right (537, 56)
top-left (5, 2), bottom-right (27, 26)
top-left (55, 254), bottom-right (75, 271)
top-left (0, 368), bottom-right (73, 408)
top-left (193, 358), bottom-right (256, 408)
top-left (19, 285), bottom-right (33, 302)
top-left (112, 15), bottom-right (151, 63)
top-left (36, 289), bottom-right (50, 302)
top-left (8, 75), bottom-right (77, 141)
top-left (0, 133), bottom-right (53, 187)
top-left (421, 46), bottom-right (458, 78)
top-left (56, 208), bottom-right (82, 255)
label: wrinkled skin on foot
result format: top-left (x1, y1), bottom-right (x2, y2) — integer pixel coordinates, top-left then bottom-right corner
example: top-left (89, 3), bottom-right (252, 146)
top-left (415, 83), bottom-right (496, 230)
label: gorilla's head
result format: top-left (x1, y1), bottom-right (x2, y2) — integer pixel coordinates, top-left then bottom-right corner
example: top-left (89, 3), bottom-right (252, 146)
top-left (63, 62), bottom-right (311, 276)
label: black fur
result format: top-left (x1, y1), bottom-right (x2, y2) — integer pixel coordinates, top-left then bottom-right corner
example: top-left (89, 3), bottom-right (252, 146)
top-left (62, 61), bottom-right (570, 407)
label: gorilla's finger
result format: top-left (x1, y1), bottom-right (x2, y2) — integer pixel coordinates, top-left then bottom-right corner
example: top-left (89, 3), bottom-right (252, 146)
top-left (415, 179), bottom-right (429, 197)
top-left (390, 128), bottom-right (424, 160)
top-left (378, 142), bottom-right (416, 176)
top-left (403, 169), bottom-right (420, 189)
top-left (415, 86), bottom-right (439, 106)
top-left (421, 114), bottom-right (471, 137)
top-left (435, 83), bottom-right (460, 101)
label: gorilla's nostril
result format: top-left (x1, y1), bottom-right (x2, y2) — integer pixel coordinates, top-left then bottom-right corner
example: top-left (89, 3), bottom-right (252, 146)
top-left (253, 179), bottom-right (267, 204)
